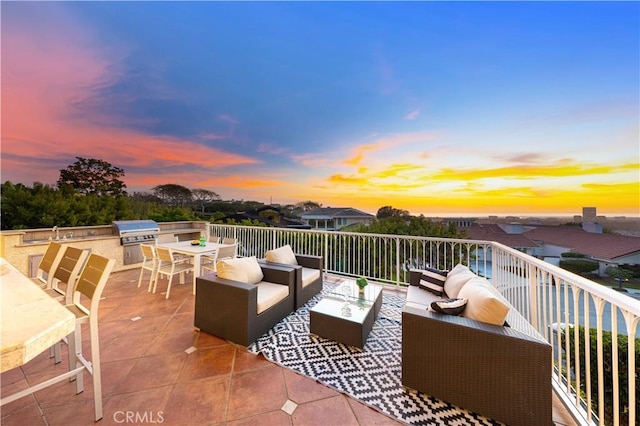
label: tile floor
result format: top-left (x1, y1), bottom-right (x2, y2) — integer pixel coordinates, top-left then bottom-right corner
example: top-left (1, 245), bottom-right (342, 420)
top-left (1, 269), bottom-right (578, 425)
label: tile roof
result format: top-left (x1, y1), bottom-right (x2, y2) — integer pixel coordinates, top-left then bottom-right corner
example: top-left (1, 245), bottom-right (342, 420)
top-left (465, 224), bottom-right (539, 248)
top-left (465, 224), bottom-right (640, 261)
top-left (301, 207), bottom-right (374, 219)
top-left (524, 226), bottom-right (640, 260)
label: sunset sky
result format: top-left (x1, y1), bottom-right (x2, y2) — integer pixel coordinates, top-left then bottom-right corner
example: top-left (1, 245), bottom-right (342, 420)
top-left (1, 1), bottom-right (638, 217)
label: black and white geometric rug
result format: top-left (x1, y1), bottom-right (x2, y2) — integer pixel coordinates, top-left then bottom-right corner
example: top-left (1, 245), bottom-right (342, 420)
top-left (248, 278), bottom-right (502, 425)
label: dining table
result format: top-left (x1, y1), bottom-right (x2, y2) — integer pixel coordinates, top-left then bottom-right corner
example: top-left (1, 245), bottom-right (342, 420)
top-left (155, 240), bottom-right (234, 294)
top-left (0, 257), bottom-right (85, 406)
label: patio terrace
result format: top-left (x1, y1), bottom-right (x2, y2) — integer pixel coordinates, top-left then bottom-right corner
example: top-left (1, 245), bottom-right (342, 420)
top-left (1, 268), bottom-right (577, 425)
top-left (2, 222), bottom-right (637, 425)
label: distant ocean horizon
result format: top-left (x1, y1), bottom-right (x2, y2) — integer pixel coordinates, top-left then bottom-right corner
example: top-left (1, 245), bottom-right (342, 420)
top-left (406, 212), bottom-right (640, 219)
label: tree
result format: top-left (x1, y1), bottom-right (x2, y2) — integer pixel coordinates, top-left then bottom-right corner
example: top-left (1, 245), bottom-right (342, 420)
top-left (57, 157), bottom-right (127, 196)
top-left (295, 201), bottom-right (322, 212)
top-left (376, 205), bottom-right (410, 219)
top-left (191, 188), bottom-right (221, 213)
top-left (151, 184), bottom-right (193, 207)
top-left (1, 180), bottom-right (136, 229)
top-left (606, 266), bottom-right (633, 291)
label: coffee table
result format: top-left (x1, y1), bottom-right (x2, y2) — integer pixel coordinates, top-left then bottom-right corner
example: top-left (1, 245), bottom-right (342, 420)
top-left (309, 281), bottom-right (383, 349)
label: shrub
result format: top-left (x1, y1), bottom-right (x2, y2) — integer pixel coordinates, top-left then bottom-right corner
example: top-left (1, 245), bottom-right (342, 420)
top-left (559, 259), bottom-right (598, 274)
top-left (561, 252), bottom-right (587, 258)
top-left (561, 326), bottom-right (640, 425)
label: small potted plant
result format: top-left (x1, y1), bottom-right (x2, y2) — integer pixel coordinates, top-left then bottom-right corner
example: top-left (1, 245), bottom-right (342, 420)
top-left (356, 276), bottom-right (368, 295)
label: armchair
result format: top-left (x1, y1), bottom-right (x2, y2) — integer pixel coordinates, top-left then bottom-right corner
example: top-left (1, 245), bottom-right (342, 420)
top-left (194, 258), bottom-right (296, 346)
top-left (263, 245), bottom-right (323, 309)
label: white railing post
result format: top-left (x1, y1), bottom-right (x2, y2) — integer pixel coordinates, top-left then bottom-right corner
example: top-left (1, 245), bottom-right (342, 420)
top-left (529, 262), bottom-right (539, 329)
top-left (395, 237), bottom-right (401, 286)
top-left (323, 232), bottom-right (328, 272)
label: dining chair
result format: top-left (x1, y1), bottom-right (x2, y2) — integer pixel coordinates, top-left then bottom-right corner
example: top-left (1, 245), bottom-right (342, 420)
top-left (200, 244), bottom-right (237, 275)
top-left (209, 235), bottom-right (220, 243)
top-left (153, 246), bottom-right (194, 299)
top-left (65, 253), bottom-right (115, 421)
top-left (137, 244), bottom-right (158, 291)
top-left (222, 237), bottom-right (237, 244)
top-left (32, 241), bottom-right (65, 289)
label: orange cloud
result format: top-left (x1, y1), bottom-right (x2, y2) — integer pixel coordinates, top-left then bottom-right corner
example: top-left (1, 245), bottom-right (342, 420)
top-left (433, 162), bottom-right (638, 181)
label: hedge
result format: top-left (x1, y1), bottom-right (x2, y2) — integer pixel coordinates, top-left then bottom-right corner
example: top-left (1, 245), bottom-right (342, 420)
top-left (559, 259), bottom-right (599, 274)
top-left (561, 326), bottom-right (639, 425)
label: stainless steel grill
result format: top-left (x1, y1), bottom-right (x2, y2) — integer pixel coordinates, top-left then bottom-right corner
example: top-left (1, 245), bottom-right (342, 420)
top-left (112, 220), bottom-right (160, 246)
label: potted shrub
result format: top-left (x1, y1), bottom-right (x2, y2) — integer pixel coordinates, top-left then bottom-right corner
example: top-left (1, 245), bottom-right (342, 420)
top-left (356, 276), bottom-right (368, 295)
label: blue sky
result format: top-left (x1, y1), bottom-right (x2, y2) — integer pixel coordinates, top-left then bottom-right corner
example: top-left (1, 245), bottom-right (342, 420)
top-left (2, 1), bottom-right (638, 216)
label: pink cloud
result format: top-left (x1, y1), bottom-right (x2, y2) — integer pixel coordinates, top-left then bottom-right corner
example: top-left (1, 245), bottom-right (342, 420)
top-left (404, 109), bottom-right (420, 120)
top-left (1, 5), bottom-right (257, 188)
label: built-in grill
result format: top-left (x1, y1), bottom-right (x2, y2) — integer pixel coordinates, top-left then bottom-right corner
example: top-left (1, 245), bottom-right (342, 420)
top-left (112, 220), bottom-right (160, 265)
top-left (113, 220), bottom-right (160, 244)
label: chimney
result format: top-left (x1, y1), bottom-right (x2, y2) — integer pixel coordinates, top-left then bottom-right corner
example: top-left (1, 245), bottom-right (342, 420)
top-left (582, 221), bottom-right (603, 234)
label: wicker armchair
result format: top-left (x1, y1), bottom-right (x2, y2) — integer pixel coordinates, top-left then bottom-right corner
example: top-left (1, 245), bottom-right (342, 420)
top-left (262, 245), bottom-right (323, 309)
top-left (194, 263), bottom-right (295, 346)
top-left (288, 254), bottom-right (323, 309)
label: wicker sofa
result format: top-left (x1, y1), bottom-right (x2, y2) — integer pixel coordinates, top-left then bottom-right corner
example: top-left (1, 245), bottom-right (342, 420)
top-left (402, 268), bottom-right (552, 426)
top-left (194, 260), bottom-right (295, 346)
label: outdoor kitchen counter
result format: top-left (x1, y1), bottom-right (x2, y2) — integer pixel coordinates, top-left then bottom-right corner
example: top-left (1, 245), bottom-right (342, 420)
top-left (0, 221), bottom-right (210, 276)
top-left (2, 235), bottom-right (125, 276)
top-left (16, 235), bottom-right (118, 247)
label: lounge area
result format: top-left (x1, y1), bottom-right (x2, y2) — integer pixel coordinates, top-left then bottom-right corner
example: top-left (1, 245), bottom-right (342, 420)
top-left (1, 266), bottom-right (577, 425)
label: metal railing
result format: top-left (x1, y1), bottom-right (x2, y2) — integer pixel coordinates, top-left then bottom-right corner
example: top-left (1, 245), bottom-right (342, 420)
top-left (211, 224), bottom-right (639, 426)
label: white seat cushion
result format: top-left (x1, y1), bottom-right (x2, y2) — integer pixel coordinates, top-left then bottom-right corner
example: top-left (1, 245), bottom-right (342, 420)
top-left (265, 245), bottom-right (298, 266)
top-left (301, 267), bottom-right (320, 288)
top-left (255, 281), bottom-right (289, 314)
top-left (405, 285), bottom-right (441, 310)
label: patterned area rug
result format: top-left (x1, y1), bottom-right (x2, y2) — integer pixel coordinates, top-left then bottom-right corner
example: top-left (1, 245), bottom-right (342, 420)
top-left (248, 278), bottom-right (500, 425)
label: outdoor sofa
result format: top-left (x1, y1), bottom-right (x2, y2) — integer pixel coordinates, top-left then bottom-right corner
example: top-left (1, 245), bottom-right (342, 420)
top-left (402, 266), bottom-right (552, 426)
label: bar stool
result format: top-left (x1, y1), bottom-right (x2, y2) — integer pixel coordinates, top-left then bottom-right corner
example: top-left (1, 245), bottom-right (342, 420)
top-left (45, 246), bottom-right (89, 303)
top-left (32, 241), bottom-right (65, 289)
top-left (64, 253), bottom-right (115, 421)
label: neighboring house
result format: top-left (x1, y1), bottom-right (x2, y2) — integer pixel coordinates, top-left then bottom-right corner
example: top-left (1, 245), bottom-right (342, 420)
top-left (300, 207), bottom-right (374, 231)
top-left (219, 206), bottom-right (311, 229)
top-left (464, 221), bottom-right (640, 275)
top-left (524, 225), bottom-right (640, 275)
top-left (465, 224), bottom-right (540, 258)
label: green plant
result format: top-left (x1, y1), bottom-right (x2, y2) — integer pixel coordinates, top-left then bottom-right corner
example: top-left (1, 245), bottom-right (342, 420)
top-left (559, 259), bottom-right (598, 274)
top-left (561, 326), bottom-right (640, 425)
top-left (356, 276), bottom-right (368, 290)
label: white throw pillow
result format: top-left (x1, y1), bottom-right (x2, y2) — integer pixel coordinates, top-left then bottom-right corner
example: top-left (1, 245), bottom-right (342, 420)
top-left (265, 245), bottom-right (298, 266)
top-left (243, 256), bottom-right (265, 284)
top-left (458, 278), bottom-right (510, 326)
top-left (443, 264), bottom-right (476, 298)
top-left (217, 256), bottom-right (264, 284)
